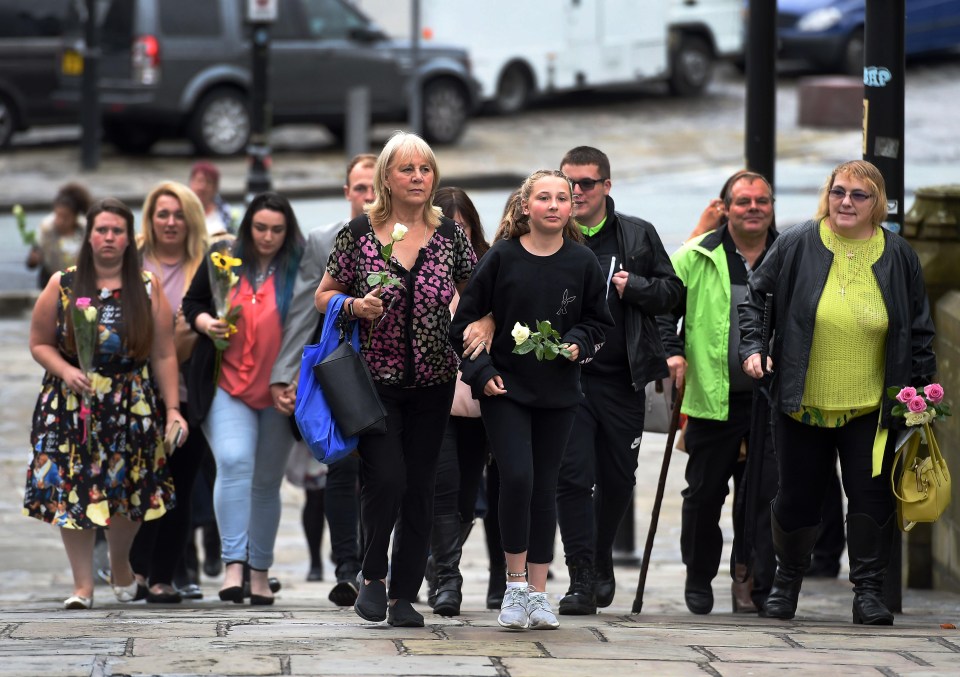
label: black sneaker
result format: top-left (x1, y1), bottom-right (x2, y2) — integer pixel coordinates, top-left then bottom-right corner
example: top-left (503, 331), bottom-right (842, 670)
top-left (558, 560), bottom-right (597, 615)
top-left (387, 599), bottom-right (424, 627)
top-left (354, 574), bottom-right (388, 622)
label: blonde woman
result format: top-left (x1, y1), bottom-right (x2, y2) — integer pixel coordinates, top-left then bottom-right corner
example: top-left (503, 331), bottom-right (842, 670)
top-left (129, 182), bottom-right (210, 603)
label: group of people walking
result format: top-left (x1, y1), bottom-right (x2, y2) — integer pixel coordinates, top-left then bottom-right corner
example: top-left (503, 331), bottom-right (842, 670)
top-left (23, 129), bottom-right (937, 631)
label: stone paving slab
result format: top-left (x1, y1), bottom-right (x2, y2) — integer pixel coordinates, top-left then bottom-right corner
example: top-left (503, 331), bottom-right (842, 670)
top-left (714, 664), bottom-right (884, 676)
top-left (499, 657), bottom-right (706, 677)
top-left (402, 639), bottom-right (546, 657)
top-left (287, 655), bottom-right (498, 676)
top-left (107, 653), bottom-right (283, 676)
top-left (708, 646), bottom-right (923, 668)
top-left (0, 656), bottom-right (104, 677)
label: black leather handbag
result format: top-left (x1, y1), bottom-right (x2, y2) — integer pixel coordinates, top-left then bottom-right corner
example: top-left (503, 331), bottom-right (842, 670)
top-left (312, 321), bottom-right (387, 437)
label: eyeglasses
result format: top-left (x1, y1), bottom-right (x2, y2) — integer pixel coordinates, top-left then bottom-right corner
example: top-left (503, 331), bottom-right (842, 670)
top-left (569, 177), bottom-right (606, 191)
top-left (155, 210), bottom-right (186, 222)
top-left (827, 188), bottom-right (873, 203)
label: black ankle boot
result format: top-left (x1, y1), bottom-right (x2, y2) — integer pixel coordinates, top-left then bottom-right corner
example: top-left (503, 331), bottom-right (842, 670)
top-left (559, 558), bottom-right (597, 615)
top-left (431, 514), bottom-right (468, 617)
top-left (760, 511), bottom-right (820, 620)
top-left (486, 559), bottom-right (506, 610)
top-left (594, 551), bottom-right (616, 608)
top-left (847, 512), bottom-right (895, 626)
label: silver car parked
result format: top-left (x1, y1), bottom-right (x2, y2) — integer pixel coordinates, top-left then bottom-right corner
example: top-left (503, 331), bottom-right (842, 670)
top-left (57, 0), bottom-right (480, 155)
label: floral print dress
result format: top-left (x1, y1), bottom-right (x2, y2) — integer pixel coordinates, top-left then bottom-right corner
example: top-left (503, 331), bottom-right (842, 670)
top-left (23, 269), bottom-right (175, 529)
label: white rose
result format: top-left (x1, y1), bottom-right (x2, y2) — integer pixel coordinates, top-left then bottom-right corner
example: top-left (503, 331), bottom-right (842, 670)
top-left (82, 307), bottom-right (98, 323)
top-left (905, 411), bottom-right (926, 426)
top-left (511, 322), bottom-right (530, 346)
top-left (391, 223), bottom-right (408, 241)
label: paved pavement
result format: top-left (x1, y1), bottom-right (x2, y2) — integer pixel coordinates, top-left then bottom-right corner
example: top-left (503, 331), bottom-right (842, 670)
top-left (2, 64), bottom-right (960, 675)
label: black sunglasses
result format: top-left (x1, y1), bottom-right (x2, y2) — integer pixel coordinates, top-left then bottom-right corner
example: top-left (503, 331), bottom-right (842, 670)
top-left (569, 177), bottom-right (606, 191)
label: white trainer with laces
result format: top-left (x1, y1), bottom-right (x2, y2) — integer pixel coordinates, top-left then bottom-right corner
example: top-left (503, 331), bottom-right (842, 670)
top-left (498, 585), bottom-right (529, 629)
top-left (527, 591), bottom-right (560, 629)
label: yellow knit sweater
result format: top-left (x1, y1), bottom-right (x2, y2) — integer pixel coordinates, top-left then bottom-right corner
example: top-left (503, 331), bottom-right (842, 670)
top-left (794, 220), bottom-right (887, 425)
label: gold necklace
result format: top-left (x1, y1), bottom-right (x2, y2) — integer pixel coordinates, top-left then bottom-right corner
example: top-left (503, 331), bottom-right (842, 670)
top-left (828, 225), bottom-right (873, 298)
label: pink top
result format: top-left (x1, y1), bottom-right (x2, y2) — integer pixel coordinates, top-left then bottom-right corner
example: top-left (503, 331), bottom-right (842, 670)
top-left (220, 274), bottom-right (282, 410)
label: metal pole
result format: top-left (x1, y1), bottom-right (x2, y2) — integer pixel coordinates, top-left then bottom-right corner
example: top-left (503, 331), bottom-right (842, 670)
top-left (863, 0), bottom-right (906, 613)
top-left (345, 86), bottom-right (371, 159)
top-left (744, 0), bottom-right (777, 189)
top-left (246, 22), bottom-right (273, 201)
top-left (408, 0), bottom-right (422, 135)
top-left (863, 0), bottom-right (905, 232)
top-left (80, 0), bottom-right (100, 170)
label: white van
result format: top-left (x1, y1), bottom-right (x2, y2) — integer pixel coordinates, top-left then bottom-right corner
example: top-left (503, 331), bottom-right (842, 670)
top-left (353, 0), bottom-right (744, 112)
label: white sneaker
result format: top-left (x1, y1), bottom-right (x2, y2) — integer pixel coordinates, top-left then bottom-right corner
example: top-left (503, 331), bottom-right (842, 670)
top-left (498, 585), bottom-right (529, 629)
top-left (527, 591), bottom-right (560, 629)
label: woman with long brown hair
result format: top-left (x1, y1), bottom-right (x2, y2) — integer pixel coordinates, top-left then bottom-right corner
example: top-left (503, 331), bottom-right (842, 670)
top-left (24, 197), bottom-right (185, 609)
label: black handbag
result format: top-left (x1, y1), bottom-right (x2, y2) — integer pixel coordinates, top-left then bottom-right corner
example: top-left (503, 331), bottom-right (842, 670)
top-left (312, 320), bottom-right (387, 437)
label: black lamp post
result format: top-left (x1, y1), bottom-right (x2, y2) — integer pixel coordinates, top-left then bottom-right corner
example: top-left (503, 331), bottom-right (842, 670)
top-left (245, 0), bottom-right (276, 200)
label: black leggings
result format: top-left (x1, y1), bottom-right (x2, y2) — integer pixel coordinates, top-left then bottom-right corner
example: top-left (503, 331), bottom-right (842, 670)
top-left (480, 397), bottom-right (576, 564)
top-left (131, 402), bottom-right (210, 585)
top-left (774, 411), bottom-right (894, 531)
top-left (434, 416), bottom-right (488, 521)
top-left (357, 381), bottom-right (453, 601)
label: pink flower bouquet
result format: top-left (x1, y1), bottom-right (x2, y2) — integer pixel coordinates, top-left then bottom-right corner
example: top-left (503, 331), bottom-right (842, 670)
top-left (888, 384), bottom-right (951, 427)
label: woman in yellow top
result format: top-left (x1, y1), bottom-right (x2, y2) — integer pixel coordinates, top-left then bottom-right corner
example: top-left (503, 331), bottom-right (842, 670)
top-left (739, 160), bottom-right (937, 625)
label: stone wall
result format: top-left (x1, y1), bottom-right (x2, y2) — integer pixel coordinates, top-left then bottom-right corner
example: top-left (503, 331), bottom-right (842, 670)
top-left (932, 291), bottom-right (960, 592)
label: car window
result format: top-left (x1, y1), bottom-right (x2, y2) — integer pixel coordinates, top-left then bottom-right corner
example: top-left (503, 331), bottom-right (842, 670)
top-left (272, 0), bottom-right (308, 40)
top-left (101, 0), bottom-right (134, 50)
top-left (301, 0), bottom-right (368, 40)
top-left (160, 0), bottom-right (222, 37)
top-left (0, 0), bottom-right (70, 39)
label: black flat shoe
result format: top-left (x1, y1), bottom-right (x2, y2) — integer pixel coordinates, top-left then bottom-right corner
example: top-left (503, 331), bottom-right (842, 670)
top-left (147, 587), bottom-right (182, 604)
top-left (218, 586), bottom-right (244, 603)
top-left (329, 577), bottom-right (359, 607)
top-left (250, 594), bottom-right (274, 606)
top-left (387, 599), bottom-right (424, 627)
top-left (354, 576), bottom-right (387, 622)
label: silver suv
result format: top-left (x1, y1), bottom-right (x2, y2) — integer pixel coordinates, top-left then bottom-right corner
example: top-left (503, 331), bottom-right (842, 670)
top-left (58, 0), bottom-right (479, 155)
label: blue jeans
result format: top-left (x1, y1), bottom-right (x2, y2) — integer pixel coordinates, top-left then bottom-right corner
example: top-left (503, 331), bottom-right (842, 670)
top-left (202, 388), bottom-right (293, 570)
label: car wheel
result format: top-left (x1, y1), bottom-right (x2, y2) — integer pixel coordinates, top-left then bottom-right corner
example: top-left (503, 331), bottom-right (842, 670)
top-left (495, 64), bottom-right (532, 114)
top-left (103, 121), bottom-right (160, 154)
top-left (421, 79), bottom-right (469, 145)
top-left (843, 31), bottom-right (865, 76)
top-left (190, 88), bottom-right (250, 156)
top-left (0, 93), bottom-right (18, 148)
top-left (668, 34), bottom-right (714, 97)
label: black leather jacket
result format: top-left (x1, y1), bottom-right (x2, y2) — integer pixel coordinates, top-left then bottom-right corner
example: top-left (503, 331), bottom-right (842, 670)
top-left (738, 220), bottom-right (936, 428)
top-left (607, 198), bottom-right (683, 391)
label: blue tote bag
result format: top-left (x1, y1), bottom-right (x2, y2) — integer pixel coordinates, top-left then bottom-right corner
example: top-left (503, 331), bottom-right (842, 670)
top-left (294, 294), bottom-right (359, 464)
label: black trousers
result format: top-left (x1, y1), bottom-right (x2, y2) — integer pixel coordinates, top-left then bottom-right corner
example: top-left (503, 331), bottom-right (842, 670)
top-left (556, 373), bottom-right (645, 565)
top-left (131, 402), bottom-right (210, 585)
top-left (774, 411), bottom-right (894, 530)
top-left (357, 381), bottom-right (453, 601)
top-left (680, 391), bottom-right (776, 596)
top-left (434, 416), bottom-right (487, 521)
top-left (325, 453), bottom-right (361, 577)
top-left (480, 396), bottom-right (577, 564)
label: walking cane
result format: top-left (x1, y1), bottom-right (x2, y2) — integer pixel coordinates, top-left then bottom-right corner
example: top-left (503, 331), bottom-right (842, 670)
top-left (632, 381), bottom-right (685, 614)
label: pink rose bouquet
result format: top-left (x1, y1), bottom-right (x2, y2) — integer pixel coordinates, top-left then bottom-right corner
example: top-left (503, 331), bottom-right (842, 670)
top-left (888, 384), bottom-right (951, 427)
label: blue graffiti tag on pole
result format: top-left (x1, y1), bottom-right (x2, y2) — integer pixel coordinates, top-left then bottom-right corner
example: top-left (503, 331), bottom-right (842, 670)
top-left (864, 66), bottom-right (892, 87)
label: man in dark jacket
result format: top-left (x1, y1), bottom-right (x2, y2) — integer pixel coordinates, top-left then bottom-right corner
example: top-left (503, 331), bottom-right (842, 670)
top-left (556, 146), bottom-right (682, 614)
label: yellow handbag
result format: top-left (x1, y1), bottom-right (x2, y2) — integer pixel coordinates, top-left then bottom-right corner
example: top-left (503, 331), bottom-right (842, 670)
top-left (890, 423), bottom-right (952, 532)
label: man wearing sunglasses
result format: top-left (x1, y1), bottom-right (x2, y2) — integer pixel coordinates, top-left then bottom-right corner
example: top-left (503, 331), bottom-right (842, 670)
top-left (555, 146), bottom-right (682, 615)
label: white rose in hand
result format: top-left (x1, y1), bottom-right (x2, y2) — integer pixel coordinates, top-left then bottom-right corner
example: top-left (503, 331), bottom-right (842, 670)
top-left (82, 307), bottom-right (98, 323)
top-left (511, 322), bottom-right (530, 346)
top-left (391, 223), bottom-right (408, 241)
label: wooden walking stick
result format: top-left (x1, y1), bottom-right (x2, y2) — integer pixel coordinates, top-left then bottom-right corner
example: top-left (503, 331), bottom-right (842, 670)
top-left (632, 381), bottom-right (685, 614)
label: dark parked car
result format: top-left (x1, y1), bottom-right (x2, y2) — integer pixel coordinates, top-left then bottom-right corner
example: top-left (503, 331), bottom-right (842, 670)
top-left (0, 0), bottom-right (81, 147)
top-left (778, 0), bottom-right (960, 75)
top-left (58, 0), bottom-right (480, 155)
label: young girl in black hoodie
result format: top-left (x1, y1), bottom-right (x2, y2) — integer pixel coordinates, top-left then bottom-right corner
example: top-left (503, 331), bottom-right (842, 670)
top-left (450, 169), bottom-right (612, 630)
